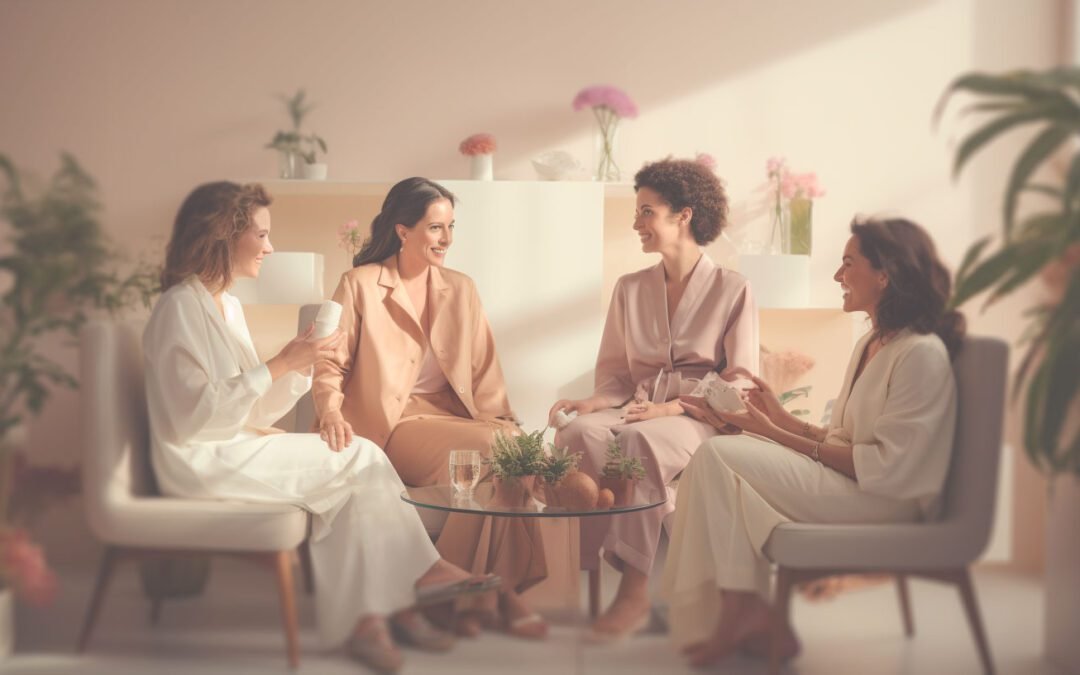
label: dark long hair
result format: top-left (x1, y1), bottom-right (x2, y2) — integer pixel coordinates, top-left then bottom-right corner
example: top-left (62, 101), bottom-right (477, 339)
top-left (161, 181), bottom-right (271, 293)
top-left (352, 177), bottom-right (456, 267)
top-left (851, 217), bottom-right (966, 359)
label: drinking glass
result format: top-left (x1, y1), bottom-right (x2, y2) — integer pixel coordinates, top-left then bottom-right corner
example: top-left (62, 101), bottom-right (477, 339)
top-left (448, 450), bottom-right (482, 497)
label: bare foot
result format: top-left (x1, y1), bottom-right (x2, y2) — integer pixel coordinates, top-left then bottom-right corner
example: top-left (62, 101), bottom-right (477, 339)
top-left (590, 594), bottom-right (650, 638)
top-left (739, 622), bottom-right (802, 661)
top-left (414, 559), bottom-right (471, 590)
top-left (500, 591), bottom-right (548, 640)
top-left (682, 598), bottom-right (770, 667)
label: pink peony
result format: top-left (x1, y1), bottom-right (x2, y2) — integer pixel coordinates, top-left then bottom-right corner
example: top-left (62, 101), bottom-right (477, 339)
top-left (337, 219), bottom-right (364, 253)
top-left (458, 133), bottom-right (497, 156)
top-left (0, 529), bottom-right (58, 607)
top-left (695, 152), bottom-right (718, 170)
top-left (572, 85), bottom-right (639, 118)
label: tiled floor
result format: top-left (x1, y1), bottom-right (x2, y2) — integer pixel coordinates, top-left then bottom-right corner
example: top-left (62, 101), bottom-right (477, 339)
top-left (3, 559), bottom-right (1069, 674)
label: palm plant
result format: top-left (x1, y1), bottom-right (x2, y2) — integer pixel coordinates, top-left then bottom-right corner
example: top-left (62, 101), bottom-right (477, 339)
top-left (936, 67), bottom-right (1080, 475)
top-left (266, 89), bottom-right (328, 168)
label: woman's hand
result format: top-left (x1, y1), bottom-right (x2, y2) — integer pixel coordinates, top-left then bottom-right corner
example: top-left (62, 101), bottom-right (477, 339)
top-left (677, 396), bottom-right (741, 435)
top-left (744, 375), bottom-right (802, 432)
top-left (709, 400), bottom-right (778, 439)
top-left (268, 326), bottom-right (344, 376)
top-left (548, 397), bottom-right (601, 427)
top-left (624, 400), bottom-right (680, 423)
top-left (319, 409), bottom-right (354, 452)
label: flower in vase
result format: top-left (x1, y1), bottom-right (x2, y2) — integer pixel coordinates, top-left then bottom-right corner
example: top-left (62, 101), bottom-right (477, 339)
top-left (459, 133), bottom-right (497, 156)
top-left (573, 85), bottom-right (638, 182)
top-left (338, 219), bottom-right (364, 259)
top-left (766, 157), bottom-right (825, 255)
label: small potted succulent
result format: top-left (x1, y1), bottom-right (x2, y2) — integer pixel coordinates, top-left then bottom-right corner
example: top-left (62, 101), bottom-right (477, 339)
top-left (488, 429), bottom-right (545, 507)
top-left (537, 443), bottom-right (581, 508)
top-left (266, 89), bottom-right (329, 180)
top-left (598, 441), bottom-right (646, 507)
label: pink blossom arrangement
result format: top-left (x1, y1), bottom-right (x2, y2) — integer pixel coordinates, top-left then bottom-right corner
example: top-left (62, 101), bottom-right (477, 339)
top-left (338, 219), bottom-right (365, 258)
top-left (695, 152), bottom-right (718, 171)
top-left (573, 85), bottom-right (638, 181)
top-left (0, 529), bottom-right (57, 607)
top-left (458, 133), bottom-right (497, 156)
top-left (766, 157), bottom-right (825, 254)
top-left (760, 346), bottom-right (815, 395)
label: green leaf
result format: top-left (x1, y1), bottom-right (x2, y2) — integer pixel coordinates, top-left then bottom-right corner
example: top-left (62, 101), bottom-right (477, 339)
top-left (952, 109), bottom-right (1056, 179)
top-left (1003, 124), bottom-right (1074, 235)
top-left (953, 237), bottom-right (991, 292)
top-left (951, 242), bottom-right (1025, 307)
top-left (983, 242), bottom-right (1059, 306)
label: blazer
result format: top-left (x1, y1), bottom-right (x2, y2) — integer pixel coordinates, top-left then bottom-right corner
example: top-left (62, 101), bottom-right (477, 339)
top-left (312, 256), bottom-right (515, 447)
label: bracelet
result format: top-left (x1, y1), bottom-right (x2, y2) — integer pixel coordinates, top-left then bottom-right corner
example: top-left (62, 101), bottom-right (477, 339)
top-left (811, 441), bottom-right (821, 463)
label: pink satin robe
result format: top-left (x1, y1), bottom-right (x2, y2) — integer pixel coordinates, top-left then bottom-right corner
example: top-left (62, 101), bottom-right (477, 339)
top-left (555, 254), bottom-right (759, 574)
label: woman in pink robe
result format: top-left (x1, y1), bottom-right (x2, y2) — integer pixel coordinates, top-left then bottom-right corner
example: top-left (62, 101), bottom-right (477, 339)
top-left (549, 158), bottom-right (759, 640)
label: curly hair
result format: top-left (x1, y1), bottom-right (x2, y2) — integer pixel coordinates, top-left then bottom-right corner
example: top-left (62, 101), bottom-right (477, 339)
top-left (633, 158), bottom-right (728, 245)
top-left (161, 182), bottom-right (272, 293)
top-left (353, 177), bottom-right (456, 267)
top-left (851, 217), bottom-right (966, 360)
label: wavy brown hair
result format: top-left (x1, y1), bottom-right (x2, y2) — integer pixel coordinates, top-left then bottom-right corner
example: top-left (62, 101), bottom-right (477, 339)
top-left (851, 217), bottom-right (966, 359)
top-left (633, 158), bottom-right (728, 245)
top-left (161, 182), bottom-right (272, 293)
top-left (353, 177), bottom-right (456, 267)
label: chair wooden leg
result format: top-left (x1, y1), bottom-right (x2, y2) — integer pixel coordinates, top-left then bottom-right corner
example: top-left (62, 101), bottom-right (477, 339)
top-left (895, 574), bottom-right (914, 637)
top-left (297, 541), bottom-right (315, 595)
top-left (588, 567), bottom-right (601, 619)
top-left (273, 550), bottom-right (301, 669)
top-left (769, 567), bottom-right (795, 675)
top-left (954, 568), bottom-right (995, 675)
top-left (78, 546), bottom-right (119, 652)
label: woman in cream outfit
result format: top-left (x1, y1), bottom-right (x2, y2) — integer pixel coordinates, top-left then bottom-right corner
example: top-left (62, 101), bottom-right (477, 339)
top-left (665, 218), bottom-right (964, 667)
top-left (314, 177), bottom-right (549, 639)
top-left (548, 159), bottom-right (759, 640)
top-left (145, 181), bottom-right (494, 673)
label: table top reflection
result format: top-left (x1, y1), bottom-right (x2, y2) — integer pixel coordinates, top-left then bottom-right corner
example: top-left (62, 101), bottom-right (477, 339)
top-left (401, 483), bottom-right (666, 518)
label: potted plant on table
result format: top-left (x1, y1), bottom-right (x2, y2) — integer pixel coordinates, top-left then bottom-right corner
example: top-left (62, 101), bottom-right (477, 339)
top-left (488, 429), bottom-right (545, 507)
top-left (266, 89), bottom-right (329, 180)
top-left (598, 441), bottom-right (646, 508)
top-left (537, 444), bottom-right (580, 508)
top-left (937, 66), bottom-right (1080, 670)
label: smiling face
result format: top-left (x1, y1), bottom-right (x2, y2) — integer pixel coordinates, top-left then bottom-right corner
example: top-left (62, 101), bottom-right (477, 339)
top-left (231, 206), bottom-right (273, 279)
top-left (833, 234), bottom-right (888, 316)
top-left (633, 187), bottom-right (689, 254)
top-left (396, 197), bottom-right (454, 268)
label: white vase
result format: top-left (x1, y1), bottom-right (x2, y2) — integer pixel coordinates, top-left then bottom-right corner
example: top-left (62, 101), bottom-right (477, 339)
top-left (0, 587), bottom-right (13, 658)
top-left (470, 154), bottom-right (493, 181)
top-left (301, 162), bottom-right (328, 180)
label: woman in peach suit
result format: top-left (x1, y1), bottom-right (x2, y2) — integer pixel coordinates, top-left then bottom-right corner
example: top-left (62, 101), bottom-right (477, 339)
top-left (548, 159), bottom-right (759, 640)
top-left (314, 177), bottom-right (548, 639)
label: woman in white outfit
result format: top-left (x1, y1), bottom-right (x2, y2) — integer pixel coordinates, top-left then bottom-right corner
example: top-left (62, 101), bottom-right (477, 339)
top-left (144, 181), bottom-right (496, 672)
top-left (664, 217), bottom-right (964, 667)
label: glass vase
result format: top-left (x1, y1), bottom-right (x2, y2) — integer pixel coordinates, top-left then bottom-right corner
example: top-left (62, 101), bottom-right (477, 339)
top-left (593, 118), bottom-right (621, 182)
top-left (278, 150), bottom-right (301, 179)
top-left (788, 197), bottom-right (813, 255)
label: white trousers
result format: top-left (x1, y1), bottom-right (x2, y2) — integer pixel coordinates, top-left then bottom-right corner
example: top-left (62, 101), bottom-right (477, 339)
top-left (661, 433), bottom-right (919, 648)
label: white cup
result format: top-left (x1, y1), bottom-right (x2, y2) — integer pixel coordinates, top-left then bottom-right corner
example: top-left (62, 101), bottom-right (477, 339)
top-left (312, 300), bottom-right (342, 339)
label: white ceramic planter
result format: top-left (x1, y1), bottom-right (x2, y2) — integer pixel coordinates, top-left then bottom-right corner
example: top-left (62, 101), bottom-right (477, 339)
top-left (301, 162), bottom-right (328, 180)
top-left (470, 154), bottom-right (493, 181)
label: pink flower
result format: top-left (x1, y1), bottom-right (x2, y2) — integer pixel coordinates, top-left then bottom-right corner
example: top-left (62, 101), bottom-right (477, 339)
top-left (458, 133), bottom-right (497, 156)
top-left (0, 529), bottom-right (57, 607)
top-left (572, 85), bottom-right (639, 119)
top-left (337, 219), bottom-right (364, 253)
top-left (766, 156), bottom-right (786, 176)
top-left (695, 152), bottom-right (718, 170)
top-left (761, 347), bottom-right (816, 394)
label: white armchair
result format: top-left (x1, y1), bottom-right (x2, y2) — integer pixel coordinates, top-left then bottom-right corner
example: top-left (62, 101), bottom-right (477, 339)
top-left (77, 319), bottom-right (312, 668)
top-left (762, 335), bottom-right (1008, 675)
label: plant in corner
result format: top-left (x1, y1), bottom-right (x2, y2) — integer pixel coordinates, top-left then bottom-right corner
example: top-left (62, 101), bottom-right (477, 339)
top-left (0, 152), bottom-right (160, 613)
top-left (937, 66), bottom-right (1080, 671)
top-left (266, 89), bottom-right (329, 180)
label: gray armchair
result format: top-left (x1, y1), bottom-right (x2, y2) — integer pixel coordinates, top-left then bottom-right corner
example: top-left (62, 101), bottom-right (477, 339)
top-left (762, 335), bottom-right (1008, 675)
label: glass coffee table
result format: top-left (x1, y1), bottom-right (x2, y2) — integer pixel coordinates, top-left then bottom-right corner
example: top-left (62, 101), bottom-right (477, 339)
top-left (402, 483), bottom-right (666, 618)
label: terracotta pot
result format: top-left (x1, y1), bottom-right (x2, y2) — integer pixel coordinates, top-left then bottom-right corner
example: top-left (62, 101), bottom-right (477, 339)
top-left (597, 476), bottom-right (636, 508)
top-left (492, 475), bottom-right (536, 508)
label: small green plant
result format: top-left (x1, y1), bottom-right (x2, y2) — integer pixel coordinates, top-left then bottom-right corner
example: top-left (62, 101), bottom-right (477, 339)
top-left (600, 441), bottom-right (646, 480)
top-left (539, 443), bottom-right (581, 484)
top-left (488, 429), bottom-right (546, 479)
top-left (266, 89), bottom-right (328, 165)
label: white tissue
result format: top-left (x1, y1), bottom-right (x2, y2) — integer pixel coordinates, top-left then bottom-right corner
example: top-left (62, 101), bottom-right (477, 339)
top-left (312, 300), bottom-right (342, 339)
top-left (690, 372), bottom-right (746, 413)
